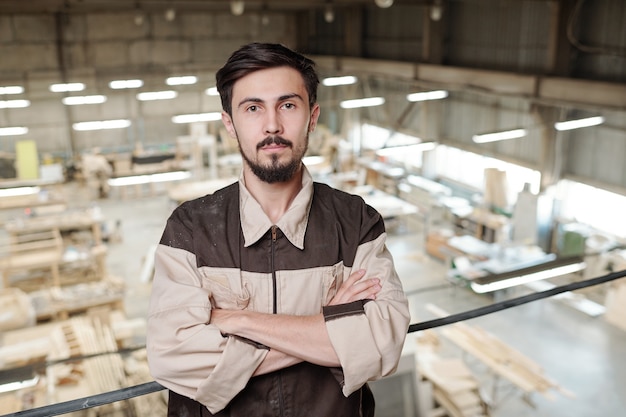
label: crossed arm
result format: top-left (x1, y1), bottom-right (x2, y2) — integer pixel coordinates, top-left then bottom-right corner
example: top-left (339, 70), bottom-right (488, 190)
top-left (210, 269), bottom-right (381, 376)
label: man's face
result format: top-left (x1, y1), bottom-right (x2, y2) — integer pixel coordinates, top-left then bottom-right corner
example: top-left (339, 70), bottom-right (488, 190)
top-left (221, 66), bottom-right (320, 183)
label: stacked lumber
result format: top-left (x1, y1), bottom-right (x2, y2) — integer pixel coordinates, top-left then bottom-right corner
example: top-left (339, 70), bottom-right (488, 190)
top-left (414, 330), bottom-right (490, 417)
top-left (0, 288), bottom-right (36, 331)
top-left (0, 310), bottom-right (159, 416)
top-left (0, 229), bottom-right (63, 288)
top-left (420, 357), bottom-right (490, 417)
top-left (426, 304), bottom-right (574, 403)
top-left (29, 277), bottom-right (125, 322)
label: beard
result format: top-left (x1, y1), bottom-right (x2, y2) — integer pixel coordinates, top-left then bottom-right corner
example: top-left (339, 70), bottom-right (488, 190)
top-left (239, 134), bottom-right (308, 184)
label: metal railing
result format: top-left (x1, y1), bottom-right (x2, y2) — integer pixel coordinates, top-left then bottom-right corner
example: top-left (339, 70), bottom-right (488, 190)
top-left (2, 269), bottom-right (625, 417)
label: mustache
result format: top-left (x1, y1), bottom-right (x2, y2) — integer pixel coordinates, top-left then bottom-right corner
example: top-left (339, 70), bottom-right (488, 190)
top-left (257, 136), bottom-right (293, 150)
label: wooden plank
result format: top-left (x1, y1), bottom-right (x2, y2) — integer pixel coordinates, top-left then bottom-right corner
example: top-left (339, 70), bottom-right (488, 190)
top-left (426, 303), bottom-right (573, 400)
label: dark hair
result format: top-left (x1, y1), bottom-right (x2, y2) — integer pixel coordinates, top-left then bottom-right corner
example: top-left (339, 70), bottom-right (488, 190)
top-left (216, 43), bottom-right (319, 116)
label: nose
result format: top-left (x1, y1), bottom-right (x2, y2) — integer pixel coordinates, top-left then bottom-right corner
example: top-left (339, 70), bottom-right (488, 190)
top-left (264, 109), bottom-right (282, 135)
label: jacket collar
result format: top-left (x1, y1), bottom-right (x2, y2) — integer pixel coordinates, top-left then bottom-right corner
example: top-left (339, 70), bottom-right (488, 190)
top-left (239, 166), bottom-right (313, 250)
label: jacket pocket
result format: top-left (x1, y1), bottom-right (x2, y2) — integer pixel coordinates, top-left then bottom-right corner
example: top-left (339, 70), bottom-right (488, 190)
top-left (202, 273), bottom-right (250, 310)
top-left (323, 262), bottom-right (344, 306)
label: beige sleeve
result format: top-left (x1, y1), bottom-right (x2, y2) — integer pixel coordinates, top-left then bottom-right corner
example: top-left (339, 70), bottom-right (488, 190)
top-left (147, 244), bottom-right (268, 413)
top-left (323, 233), bottom-right (410, 396)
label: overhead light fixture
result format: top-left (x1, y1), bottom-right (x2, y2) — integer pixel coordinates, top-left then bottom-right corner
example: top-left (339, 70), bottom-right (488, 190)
top-left (406, 90), bottom-right (448, 102)
top-left (0, 186), bottom-right (39, 198)
top-left (324, 3), bottom-right (335, 23)
top-left (0, 99), bottom-right (30, 109)
top-left (376, 142), bottom-right (437, 157)
top-left (0, 375), bottom-right (39, 394)
top-left (322, 76), bottom-right (357, 86)
top-left (109, 79), bottom-right (144, 89)
top-left (260, 2), bottom-right (270, 25)
top-left (261, 13), bottom-right (270, 25)
top-left (165, 8), bottom-right (176, 21)
top-left (375, 0), bottom-right (394, 8)
top-left (49, 82), bottom-right (85, 93)
top-left (472, 128), bottom-right (527, 143)
top-left (166, 76), bottom-right (198, 86)
top-left (470, 261), bottom-right (586, 294)
top-left (108, 171), bottom-right (190, 187)
top-left (0, 86), bottom-right (24, 95)
top-left (0, 126), bottom-right (28, 136)
top-left (62, 95), bottom-right (107, 105)
top-left (136, 90), bottom-right (178, 101)
top-left (554, 116), bottom-right (604, 131)
top-left (72, 119), bottom-right (131, 131)
top-left (430, 0), bottom-right (443, 21)
top-left (205, 87), bottom-right (220, 96)
top-left (172, 112), bottom-right (222, 124)
top-left (340, 97), bottom-right (385, 109)
top-left (133, 12), bottom-right (145, 26)
top-left (230, 1), bottom-right (245, 16)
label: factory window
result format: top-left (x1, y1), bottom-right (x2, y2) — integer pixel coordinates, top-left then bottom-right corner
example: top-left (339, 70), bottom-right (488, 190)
top-left (557, 180), bottom-right (626, 238)
top-left (435, 144), bottom-right (541, 206)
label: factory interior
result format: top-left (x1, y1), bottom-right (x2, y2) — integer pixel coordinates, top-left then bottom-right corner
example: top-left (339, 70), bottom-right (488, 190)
top-left (1, 0), bottom-right (626, 416)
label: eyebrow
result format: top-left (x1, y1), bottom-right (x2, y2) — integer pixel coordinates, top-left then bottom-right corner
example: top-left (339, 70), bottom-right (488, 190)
top-left (237, 93), bottom-right (305, 109)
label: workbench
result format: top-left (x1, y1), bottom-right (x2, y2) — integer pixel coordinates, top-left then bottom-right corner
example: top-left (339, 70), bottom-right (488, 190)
top-left (1, 209), bottom-right (107, 290)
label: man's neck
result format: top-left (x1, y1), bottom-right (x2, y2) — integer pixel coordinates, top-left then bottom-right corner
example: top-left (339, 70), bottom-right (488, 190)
top-left (243, 166), bottom-right (304, 224)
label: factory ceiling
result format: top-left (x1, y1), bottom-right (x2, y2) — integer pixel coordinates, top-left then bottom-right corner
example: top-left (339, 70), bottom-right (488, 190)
top-left (0, 0), bottom-right (545, 14)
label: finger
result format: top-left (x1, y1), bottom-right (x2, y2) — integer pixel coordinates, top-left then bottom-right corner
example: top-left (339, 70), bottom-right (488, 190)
top-left (350, 279), bottom-right (382, 300)
top-left (344, 269), bottom-right (366, 286)
top-left (333, 278), bottom-right (381, 304)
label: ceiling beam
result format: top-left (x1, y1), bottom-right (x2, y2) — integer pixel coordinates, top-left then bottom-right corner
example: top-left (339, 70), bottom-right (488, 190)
top-left (314, 55), bottom-right (626, 111)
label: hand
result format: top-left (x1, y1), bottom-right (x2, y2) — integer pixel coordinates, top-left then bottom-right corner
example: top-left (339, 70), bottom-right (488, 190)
top-left (328, 269), bottom-right (381, 306)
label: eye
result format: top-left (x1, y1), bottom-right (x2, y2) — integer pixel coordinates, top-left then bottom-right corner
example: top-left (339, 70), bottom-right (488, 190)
top-left (247, 105), bottom-right (259, 112)
top-left (282, 102), bottom-right (296, 110)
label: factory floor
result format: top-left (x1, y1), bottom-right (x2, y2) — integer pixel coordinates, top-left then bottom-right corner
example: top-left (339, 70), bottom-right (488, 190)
top-left (30, 181), bottom-right (626, 416)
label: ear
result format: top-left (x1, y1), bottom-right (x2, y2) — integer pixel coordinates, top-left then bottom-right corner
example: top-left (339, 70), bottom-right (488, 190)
top-left (308, 104), bottom-right (321, 133)
top-left (221, 111), bottom-right (237, 138)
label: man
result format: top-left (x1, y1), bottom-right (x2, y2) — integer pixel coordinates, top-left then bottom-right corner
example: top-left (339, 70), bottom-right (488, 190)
top-left (147, 42), bottom-right (410, 417)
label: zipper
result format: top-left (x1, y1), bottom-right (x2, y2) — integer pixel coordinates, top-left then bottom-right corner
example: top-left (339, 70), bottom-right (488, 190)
top-left (271, 225), bottom-right (285, 415)
top-left (271, 225), bottom-right (278, 315)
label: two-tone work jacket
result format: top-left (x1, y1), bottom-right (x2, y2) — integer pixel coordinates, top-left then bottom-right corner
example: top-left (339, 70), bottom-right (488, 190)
top-left (147, 167), bottom-right (411, 416)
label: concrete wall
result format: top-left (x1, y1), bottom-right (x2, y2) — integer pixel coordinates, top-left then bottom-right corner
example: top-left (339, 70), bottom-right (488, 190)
top-left (0, 11), bottom-right (295, 158)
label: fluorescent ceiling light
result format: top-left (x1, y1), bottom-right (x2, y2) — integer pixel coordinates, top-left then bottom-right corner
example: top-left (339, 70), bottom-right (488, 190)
top-left (554, 116), bottom-right (604, 131)
top-left (230, 1), bottom-right (245, 16)
top-left (205, 87), bottom-right (220, 96)
top-left (322, 76), bottom-right (358, 87)
top-left (0, 86), bottom-right (24, 94)
top-left (407, 90), bottom-right (448, 102)
top-left (0, 375), bottom-right (39, 394)
top-left (340, 97), bottom-right (385, 109)
top-left (136, 91), bottom-right (178, 101)
top-left (0, 126), bottom-right (28, 136)
top-left (172, 112), bottom-right (222, 124)
top-left (0, 99), bottom-right (30, 109)
top-left (303, 155), bottom-right (326, 166)
top-left (62, 95), bottom-right (107, 105)
top-left (472, 128), bottom-right (527, 143)
top-left (375, 0), bottom-right (394, 8)
top-left (165, 8), bottom-right (176, 21)
top-left (109, 79), bottom-right (144, 89)
top-left (376, 142), bottom-right (437, 156)
top-left (108, 171), bottom-right (190, 186)
top-left (72, 119), bottom-right (131, 131)
top-left (0, 186), bottom-right (40, 198)
top-left (166, 76), bottom-right (198, 86)
top-left (49, 82), bottom-right (85, 93)
top-left (470, 262), bottom-right (586, 294)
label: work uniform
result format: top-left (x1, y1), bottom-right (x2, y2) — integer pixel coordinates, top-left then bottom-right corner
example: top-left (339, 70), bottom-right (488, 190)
top-left (147, 168), bottom-right (410, 416)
